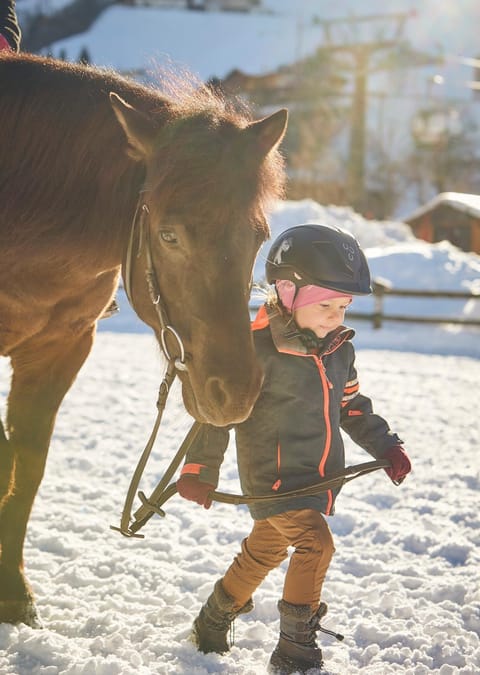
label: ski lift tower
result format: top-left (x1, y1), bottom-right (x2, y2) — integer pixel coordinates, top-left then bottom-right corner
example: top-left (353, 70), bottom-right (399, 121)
top-left (316, 11), bottom-right (418, 213)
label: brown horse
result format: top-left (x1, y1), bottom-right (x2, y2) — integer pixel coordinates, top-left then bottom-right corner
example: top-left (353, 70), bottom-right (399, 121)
top-left (0, 52), bottom-right (287, 626)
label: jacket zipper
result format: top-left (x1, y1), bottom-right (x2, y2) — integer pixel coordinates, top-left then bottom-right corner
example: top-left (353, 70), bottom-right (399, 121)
top-left (313, 355), bottom-right (334, 515)
top-left (272, 442), bottom-right (282, 490)
top-left (271, 354), bottom-right (334, 511)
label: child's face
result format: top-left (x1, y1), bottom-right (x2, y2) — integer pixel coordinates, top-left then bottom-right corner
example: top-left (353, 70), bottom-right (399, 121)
top-left (294, 297), bottom-right (352, 338)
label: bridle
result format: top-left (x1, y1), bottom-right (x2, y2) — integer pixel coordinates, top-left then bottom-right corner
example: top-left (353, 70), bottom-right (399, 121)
top-left (123, 191), bottom-right (188, 373)
top-left (112, 190), bottom-right (189, 537)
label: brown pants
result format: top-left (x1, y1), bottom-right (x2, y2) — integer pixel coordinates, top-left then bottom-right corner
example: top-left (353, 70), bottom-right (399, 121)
top-left (222, 508), bottom-right (335, 610)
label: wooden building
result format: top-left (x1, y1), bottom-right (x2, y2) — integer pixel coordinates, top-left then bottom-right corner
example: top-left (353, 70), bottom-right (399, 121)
top-left (402, 192), bottom-right (480, 254)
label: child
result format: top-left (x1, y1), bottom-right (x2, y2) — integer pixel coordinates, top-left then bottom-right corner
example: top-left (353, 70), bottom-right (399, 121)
top-left (177, 223), bottom-right (411, 674)
top-left (0, 0), bottom-right (21, 52)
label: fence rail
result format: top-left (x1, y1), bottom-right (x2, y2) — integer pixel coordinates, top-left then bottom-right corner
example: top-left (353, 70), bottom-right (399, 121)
top-left (367, 280), bottom-right (480, 329)
top-left (250, 279), bottom-right (480, 329)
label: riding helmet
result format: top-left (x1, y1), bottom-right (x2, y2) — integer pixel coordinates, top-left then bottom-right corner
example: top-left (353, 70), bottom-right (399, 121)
top-left (265, 223), bottom-right (372, 295)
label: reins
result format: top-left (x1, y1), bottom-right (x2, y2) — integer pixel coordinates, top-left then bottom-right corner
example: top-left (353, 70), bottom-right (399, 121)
top-left (112, 190), bottom-right (391, 540)
top-left (118, 438), bottom-right (391, 539)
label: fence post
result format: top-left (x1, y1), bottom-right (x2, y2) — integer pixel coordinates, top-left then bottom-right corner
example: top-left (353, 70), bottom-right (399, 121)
top-left (372, 279), bottom-right (390, 329)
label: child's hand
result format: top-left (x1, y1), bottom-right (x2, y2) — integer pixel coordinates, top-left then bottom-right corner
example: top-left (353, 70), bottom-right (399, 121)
top-left (176, 474), bottom-right (215, 509)
top-left (383, 445), bottom-right (411, 485)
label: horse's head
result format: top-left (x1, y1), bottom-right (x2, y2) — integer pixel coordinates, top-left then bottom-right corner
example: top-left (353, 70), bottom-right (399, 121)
top-left (110, 90), bottom-right (287, 426)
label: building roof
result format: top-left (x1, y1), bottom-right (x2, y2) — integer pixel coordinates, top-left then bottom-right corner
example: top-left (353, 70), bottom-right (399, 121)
top-left (402, 192), bottom-right (480, 223)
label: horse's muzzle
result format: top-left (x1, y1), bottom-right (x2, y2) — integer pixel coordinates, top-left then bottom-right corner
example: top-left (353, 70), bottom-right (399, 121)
top-left (180, 364), bottom-right (263, 426)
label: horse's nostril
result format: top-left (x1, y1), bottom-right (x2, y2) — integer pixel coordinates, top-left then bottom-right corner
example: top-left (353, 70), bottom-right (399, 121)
top-left (205, 377), bottom-right (229, 410)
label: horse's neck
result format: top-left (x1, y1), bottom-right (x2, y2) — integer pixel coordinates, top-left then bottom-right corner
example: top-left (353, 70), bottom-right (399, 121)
top-left (0, 56), bottom-right (162, 266)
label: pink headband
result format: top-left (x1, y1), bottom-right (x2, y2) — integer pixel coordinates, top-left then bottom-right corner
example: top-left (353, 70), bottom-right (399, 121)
top-left (276, 280), bottom-right (352, 311)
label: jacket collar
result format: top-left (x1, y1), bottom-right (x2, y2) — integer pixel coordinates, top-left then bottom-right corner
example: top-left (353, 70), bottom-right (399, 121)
top-left (252, 303), bottom-right (354, 357)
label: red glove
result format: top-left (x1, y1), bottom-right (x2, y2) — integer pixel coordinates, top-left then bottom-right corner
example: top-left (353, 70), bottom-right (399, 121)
top-left (176, 474), bottom-right (215, 509)
top-left (383, 445), bottom-right (411, 485)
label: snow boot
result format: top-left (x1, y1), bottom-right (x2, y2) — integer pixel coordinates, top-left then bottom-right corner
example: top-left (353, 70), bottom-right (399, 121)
top-left (191, 579), bottom-right (254, 654)
top-left (268, 600), bottom-right (329, 674)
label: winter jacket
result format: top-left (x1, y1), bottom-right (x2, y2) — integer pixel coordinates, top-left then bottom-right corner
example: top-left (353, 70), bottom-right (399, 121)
top-left (182, 302), bottom-right (402, 519)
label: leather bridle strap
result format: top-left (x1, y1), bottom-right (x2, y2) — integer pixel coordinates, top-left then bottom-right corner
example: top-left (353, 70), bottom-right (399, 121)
top-left (123, 193), bottom-right (187, 372)
top-left (123, 197), bottom-right (145, 313)
top-left (110, 361), bottom-right (177, 538)
top-left (112, 192), bottom-right (189, 538)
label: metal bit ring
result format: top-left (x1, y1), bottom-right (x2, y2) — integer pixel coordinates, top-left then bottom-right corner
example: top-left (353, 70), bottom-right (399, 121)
top-left (160, 325), bottom-right (187, 371)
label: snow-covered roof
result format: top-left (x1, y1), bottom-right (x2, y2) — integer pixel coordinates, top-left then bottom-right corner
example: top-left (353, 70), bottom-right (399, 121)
top-left (402, 192), bottom-right (480, 223)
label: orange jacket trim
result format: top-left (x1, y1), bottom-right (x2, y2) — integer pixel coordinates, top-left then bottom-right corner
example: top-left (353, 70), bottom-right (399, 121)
top-left (181, 463), bottom-right (207, 476)
top-left (251, 305), bottom-right (269, 331)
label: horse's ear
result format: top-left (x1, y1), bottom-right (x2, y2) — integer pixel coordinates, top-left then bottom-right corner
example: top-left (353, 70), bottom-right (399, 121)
top-left (109, 92), bottom-right (154, 160)
top-left (246, 108), bottom-right (288, 155)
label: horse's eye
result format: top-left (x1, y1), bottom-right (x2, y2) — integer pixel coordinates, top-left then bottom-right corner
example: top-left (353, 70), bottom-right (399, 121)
top-left (159, 230), bottom-right (178, 244)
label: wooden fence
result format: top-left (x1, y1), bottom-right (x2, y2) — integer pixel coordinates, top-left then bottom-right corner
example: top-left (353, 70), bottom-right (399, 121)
top-left (363, 280), bottom-right (480, 329)
top-left (251, 279), bottom-right (480, 329)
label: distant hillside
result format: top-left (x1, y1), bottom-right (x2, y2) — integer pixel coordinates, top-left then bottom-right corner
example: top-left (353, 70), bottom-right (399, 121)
top-left (20, 0), bottom-right (117, 52)
top-left (18, 0), bottom-right (261, 52)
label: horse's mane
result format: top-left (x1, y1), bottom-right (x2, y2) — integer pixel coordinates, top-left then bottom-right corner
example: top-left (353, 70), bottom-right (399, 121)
top-left (134, 63), bottom-right (285, 232)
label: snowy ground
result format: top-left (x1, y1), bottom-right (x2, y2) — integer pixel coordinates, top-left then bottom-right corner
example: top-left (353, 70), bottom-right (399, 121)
top-left (0, 333), bottom-right (479, 674)
top-left (0, 199), bottom-right (479, 674)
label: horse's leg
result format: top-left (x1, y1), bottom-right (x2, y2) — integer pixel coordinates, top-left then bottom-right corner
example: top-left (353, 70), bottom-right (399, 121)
top-left (0, 328), bottom-right (95, 626)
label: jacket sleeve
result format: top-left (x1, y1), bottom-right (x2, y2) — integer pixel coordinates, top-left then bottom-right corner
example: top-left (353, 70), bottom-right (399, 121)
top-left (180, 423), bottom-right (230, 487)
top-left (340, 355), bottom-right (403, 459)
